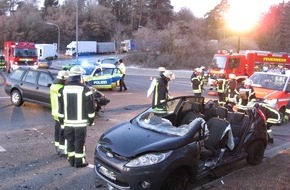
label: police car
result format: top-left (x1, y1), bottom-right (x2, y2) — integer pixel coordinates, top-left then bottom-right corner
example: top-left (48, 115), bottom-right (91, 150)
top-left (82, 64), bottom-right (122, 90)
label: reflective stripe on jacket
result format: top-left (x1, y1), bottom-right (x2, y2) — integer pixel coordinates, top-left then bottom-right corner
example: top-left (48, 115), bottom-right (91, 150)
top-left (58, 82), bottom-right (95, 127)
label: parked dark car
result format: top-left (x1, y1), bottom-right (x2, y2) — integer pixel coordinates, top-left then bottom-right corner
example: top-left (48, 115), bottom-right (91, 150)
top-left (4, 68), bottom-right (110, 112)
top-left (94, 96), bottom-right (268, 190)
top-left (4, 68), bottom-right (57, 107)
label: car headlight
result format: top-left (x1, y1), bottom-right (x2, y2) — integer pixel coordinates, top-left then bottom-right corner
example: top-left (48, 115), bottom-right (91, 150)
top-left (125, 151), bottom-right (172, 167)
top-left (264, 99), bottom-right (278, 108)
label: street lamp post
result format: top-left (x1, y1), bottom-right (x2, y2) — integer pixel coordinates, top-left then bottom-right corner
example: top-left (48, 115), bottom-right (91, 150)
top-left (76, 0), bottom-right (79, 62)
top-left (46, 22), bottom-right (60, 59)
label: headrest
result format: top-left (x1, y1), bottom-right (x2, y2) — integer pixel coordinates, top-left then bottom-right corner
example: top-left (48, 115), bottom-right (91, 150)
top-left (216, 107), bottom-right (228, 119)
top-left (233, 112), bottom-right (245, 122)
top-left (191, 102), bottom-right (202, 113)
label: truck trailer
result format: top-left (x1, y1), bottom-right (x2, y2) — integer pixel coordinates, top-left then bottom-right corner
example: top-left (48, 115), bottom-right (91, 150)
top-left (65, 41), bottom-right (116, 56)
top-left (4, 41), bottom-right (38, 73)
top-left (35, 43), bottom-right (58, 60)
top-left (65, 41), bottom-right (97, 56)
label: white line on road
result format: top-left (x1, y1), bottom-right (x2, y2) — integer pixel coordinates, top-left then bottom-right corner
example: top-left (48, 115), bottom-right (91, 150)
top-left (0, 97), bottom-right (9, 99)
top-left (0, 146), bottom-right (6, 152)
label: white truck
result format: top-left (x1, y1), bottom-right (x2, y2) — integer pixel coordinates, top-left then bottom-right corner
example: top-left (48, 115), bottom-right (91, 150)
top-left (120, 39), bottom-right (137, 52)
top-left (65, 41), bottom-right (97, 56)
top-left (35, 43), bottom-right (58, 60)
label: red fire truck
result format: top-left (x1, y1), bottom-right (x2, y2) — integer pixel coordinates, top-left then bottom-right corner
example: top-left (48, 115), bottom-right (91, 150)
top-left (209, 50), bottom-right (290, 81)
top-left (4, 41), bottom-right (38, 73)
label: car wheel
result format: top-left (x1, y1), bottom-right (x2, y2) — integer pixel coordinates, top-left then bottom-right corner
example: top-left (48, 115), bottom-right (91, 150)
top-left (246, 141), bottom-right (265, 165)
top-left (161, 168), bottom-right (189, 190)
top-left (11, 90), bottom-right (23, 106)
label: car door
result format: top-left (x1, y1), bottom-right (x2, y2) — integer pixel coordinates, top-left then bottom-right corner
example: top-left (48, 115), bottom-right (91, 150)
top-left (36, 72), bottom-right (54, 104)
top-left (21, 70), bottom-right (39, 102)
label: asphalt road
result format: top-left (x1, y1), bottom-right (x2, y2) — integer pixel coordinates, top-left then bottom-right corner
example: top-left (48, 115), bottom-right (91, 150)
top-left (0, 58), bottom-right (290, 190)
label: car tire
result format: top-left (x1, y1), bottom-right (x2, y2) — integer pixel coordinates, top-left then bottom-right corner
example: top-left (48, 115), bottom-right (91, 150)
top-left (11, 89), bottom-right (23, 106)
top-left (161, 168), bottom-right (189, 190)
top-left (246, 141), bottom-right (265, 165)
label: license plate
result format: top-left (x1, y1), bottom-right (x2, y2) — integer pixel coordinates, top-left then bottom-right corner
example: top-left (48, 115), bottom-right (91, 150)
top-left (99, 165), bottom-right (116, 180)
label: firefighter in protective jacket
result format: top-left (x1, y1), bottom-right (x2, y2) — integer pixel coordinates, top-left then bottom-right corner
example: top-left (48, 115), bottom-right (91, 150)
top-left (58, 65), bottom-right (95, 168)
top-left (216, 74), bottom-right (228, 105)
top-left (50, 70), bottom-right (69, 156)
top-left (152, 70), bottom-right (175, 112)
top-left (191, 68), bottom-right (203, 96)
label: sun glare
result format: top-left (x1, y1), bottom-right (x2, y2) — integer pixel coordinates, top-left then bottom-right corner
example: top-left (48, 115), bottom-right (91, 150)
top-left (225, 0), bottom-right (262, 33)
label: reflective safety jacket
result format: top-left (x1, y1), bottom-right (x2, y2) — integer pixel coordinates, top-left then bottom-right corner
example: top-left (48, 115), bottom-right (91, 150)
top-left (50, 79), bottom-right (65, 121)
top-left (118, 62), bottom-right (126, 75)
top-left (238, 87), bottom-right (256, 106)
top-left (58, 81), bottom-right (95, 127)
top-left (216, 78), bottom-right (228, 93)
top-left (152, 76), bottom-right (169, 108)
top-left (191, 74), bottom-right (203, 94)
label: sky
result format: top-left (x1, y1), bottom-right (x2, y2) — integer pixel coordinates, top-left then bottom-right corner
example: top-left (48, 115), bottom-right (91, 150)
top-left (171, 0), bottom-right (286, 18)
top-left (40, 0), bottom-right (286, 19)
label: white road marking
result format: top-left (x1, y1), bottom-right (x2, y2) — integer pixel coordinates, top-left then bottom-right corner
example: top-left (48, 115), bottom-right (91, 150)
top-left (87, 164), bottom-right (94, 168)
top-left (0, 97), bottom-right (9, 99)
top-left (0, 146), bottom-right (6, 152)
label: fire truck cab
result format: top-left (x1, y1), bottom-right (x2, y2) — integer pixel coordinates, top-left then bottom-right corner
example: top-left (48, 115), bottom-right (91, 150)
top-left (4, 41), bottom-right (38, 73)
top-left (209, 50), bottom-right (290, 81)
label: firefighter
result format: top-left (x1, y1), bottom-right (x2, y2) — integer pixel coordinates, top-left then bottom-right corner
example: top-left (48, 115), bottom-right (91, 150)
top-left (50, 70), bottom-right (69, 156)
top-left (152, 70), bottom-right (175, 112)
top-left (226, 74), bottom-right (239, 104)
top-left (238, 79), bottom-right (256, 106)
top-left (118, 59), bottom-right (127, 92)
top-left (216, 74), bottom-right (228, 105)
top-left (158, 67), bottom-right (166, 76)
top-left (58, 65), bottom-right (95, 168)
top-left (200, 66), bottom-right (208, 85)
top-left (191, 68), bottom-right (203, 96)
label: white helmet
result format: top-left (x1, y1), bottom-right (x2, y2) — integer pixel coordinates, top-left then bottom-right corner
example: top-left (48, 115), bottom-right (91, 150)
top-left (163, 70), bottom-right (175, 80)
top-left (158, 67), bottom-right (166, 72)
top-left (57, 70), bottom-right (69, 80)
top-left (69, 65), bottom-right (85, 76)
top-left (229, 73), bottom-right (236, 79)
top-left (244, 79), bottom-right (253, 86)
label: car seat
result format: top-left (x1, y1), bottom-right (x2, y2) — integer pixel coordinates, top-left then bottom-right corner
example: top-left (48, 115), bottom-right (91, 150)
top-left (180, 102), bottom-right (204, 125)
top-left (204, 107), bottom-right (230, 155)
top-left (229, 112), bottom-right (250, 146)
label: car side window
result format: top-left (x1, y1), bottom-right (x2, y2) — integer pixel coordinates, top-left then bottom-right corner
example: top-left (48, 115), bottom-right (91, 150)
top-left (38, 73), bottom-right (53, 86)
top-left (9, 69), bottom-right (25, 80)
top-left (23, 70), bottom-right (37, 83)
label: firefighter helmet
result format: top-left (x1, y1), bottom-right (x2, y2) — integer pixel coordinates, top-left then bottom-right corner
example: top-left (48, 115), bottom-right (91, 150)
top-left (70, 65), bottom-right (85, 76)
top-left (244, 79), bottom-right (253, 86)
top-left (163, 70), bottom-right (175, 80)
top-left (158, 67), bottom-right (166, 72)
top-left (57, 70), bottom-right (69, 80)
top-left (229, 73), bottom-right (236, 79)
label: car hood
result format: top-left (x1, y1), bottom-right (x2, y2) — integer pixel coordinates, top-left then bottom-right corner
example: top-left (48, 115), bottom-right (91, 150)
top-left (98, 122), bottom-right (198, 158)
